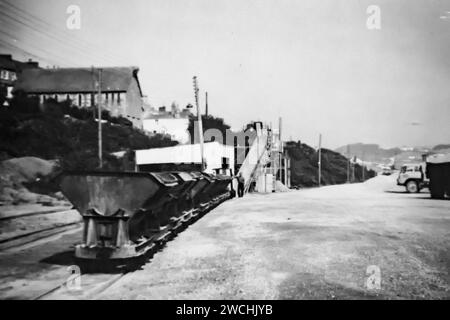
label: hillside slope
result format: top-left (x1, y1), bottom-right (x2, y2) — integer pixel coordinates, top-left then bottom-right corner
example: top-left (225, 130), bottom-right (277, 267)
top-left (286, 141), bottom-right (376, 188)
top-left (0, 107), bottom-right (177, 170)
top-left (0, 104), bottom-right (178, 204)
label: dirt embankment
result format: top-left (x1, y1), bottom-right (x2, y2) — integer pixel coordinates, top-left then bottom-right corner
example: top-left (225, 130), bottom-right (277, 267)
top-left (0, 102), bottom-right (179, 205)
top-left (285, 141), bottom-right (376, 188)
top-left (0, 157), bottom-right (65, 206)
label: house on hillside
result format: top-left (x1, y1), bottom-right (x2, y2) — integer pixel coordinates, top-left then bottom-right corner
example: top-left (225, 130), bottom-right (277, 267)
top-left (14, 67), bottom-right (144, 127)
top-left (142, 105), bottom-right (193, 143)
top-left (0, 54), bottom-right (40, 105)
top-left (135, 141), bottom-right (234, 174)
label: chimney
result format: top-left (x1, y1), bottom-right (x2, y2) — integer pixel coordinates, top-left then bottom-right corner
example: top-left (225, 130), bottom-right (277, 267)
top-left (26, 59), bottom-right (39, 68)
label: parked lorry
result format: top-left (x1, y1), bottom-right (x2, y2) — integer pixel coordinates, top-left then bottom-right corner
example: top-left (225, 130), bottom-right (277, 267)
top-left (426, 154), bottom-right (450, 199)
top-left (397, 162), bottom-right (428, 193)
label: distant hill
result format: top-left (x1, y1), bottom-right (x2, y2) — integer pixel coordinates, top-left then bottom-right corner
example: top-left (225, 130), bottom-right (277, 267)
top-left (433, 144), bottom-right (450, 151)
top-left (286, 141), bottom-right (375, 188)
top-left (334, 143), bottom-right (401, 163)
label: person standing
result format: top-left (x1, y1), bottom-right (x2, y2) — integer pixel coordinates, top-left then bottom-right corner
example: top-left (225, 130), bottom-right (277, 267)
top-left (237, 172), bottom-right (245, 197)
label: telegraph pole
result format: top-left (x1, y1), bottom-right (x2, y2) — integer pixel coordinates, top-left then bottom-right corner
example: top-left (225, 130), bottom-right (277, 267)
top-left (351, 156), bottom-right (355, 182)
top-left (205, 91), bottom-right (208, 117)
top-left (279, 117), bottom-right (283, 181)
top-left (193, 76), bottom-right (205, 171)
top-left (97, 68), bottom-right (103, 169)
top-left (347, 145), bottom-right (350, 183)
top-left (362, 151), bottom-right (365, 181)
top-left (318, 133), bottom-right (322, 187)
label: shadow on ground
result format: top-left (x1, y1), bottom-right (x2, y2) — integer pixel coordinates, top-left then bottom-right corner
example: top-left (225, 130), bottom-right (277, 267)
top-left (277, 272), bottom-right (384, 300)
top-left (384, 190), bottom-right (408, 194)
top-left (39, 243), bottom-right (171, 274)
top-left (39, 228), bottom-right (188, 274)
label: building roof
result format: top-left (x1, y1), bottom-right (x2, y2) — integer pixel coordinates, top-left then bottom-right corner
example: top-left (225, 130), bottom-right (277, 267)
top-left (0, 55), bottom-right (16, 71)
top-left (14, 66), bottom-right (143, 95)
top-left (135, 142), bottom-right (234, 165)
top-left (0, 54), bottom-right (40, 72)
top-left (143, 111), bottom-right (191, 120)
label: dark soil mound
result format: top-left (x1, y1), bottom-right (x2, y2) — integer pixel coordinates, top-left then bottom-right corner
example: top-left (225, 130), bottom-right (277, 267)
top-left (285, 141), bottom-right (376, 188)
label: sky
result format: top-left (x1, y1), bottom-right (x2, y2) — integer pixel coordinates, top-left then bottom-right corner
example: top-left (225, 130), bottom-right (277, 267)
top-left (0, 0), bottom-right (449, 149)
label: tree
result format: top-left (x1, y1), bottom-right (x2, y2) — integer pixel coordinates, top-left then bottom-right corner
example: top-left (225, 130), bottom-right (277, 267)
top-left (9, 90), bottom-right (39, 113)
top-left (0, 85), bottom-right (7, 107)
top-left (187, 114), bottom-right (231, 144)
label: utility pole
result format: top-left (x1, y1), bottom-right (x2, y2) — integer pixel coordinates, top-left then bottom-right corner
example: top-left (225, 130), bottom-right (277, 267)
top-left (193, 76), bottom-right (205, 171)
top-left (347, 145), bottom-right (350, 183)
top-left (97, 68), bottom-right (103, 169)
top-left (362, 151), bottom-right (365, 181)
top-left (351, 156), bottom-right (355, 182)
top-left (318, 133), bottom-right (322, 187)
top-left (205, 91), bottom-right (208, 117)
top-left (279, 117), bottom-right (282, 181)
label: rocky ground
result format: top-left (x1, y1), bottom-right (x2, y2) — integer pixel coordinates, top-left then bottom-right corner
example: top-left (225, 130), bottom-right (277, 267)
top-left (0, 157), bottom-right (65, 206)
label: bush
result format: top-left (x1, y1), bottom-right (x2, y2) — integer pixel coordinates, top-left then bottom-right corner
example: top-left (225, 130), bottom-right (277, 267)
top-left (0, 105), bottom-right (178, 172)
top-left (0, 85), bottom-right (7, 107)
top-left (187, 114), bottom-right (231, 144)
top-left (9, 90), bottom-right (40, 114)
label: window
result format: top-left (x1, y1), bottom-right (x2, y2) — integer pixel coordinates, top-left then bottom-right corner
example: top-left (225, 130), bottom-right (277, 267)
top-left (0, 70), bottom-right (7, 80)
top-left (10, 72), bottom-right (17, 81)
top-left (6, 86), bottom-right (13, 99)
top-left (81, 94), bottom-right (91, 107)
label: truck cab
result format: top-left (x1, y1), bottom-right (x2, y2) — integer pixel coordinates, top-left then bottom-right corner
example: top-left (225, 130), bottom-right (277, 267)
top-left (397, 163), bottom-right (428, 193)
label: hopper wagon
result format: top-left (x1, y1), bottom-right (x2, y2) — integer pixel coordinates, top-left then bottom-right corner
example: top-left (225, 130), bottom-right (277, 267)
top-left (59, 171), bottom-right (232, 260)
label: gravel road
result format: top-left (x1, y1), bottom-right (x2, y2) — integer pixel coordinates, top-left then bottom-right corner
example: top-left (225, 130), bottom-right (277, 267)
top-left (95, 175), bottom-right (450, 299)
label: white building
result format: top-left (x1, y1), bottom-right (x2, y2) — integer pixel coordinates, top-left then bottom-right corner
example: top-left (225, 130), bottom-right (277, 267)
top-left (143, 117), bottom-right (190, 143)
top-left (142, 106), bottom-right (192, 143)
top-left (135, 141), bottom-right (235, 175)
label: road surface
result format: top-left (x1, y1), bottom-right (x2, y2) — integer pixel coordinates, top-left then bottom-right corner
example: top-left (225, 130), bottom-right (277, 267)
top-left (0, 174), bottom-right (449, 299)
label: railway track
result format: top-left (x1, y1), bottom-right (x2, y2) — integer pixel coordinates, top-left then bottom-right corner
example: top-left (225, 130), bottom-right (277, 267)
top-left (0, 209), bottom-right (82, 252)
top-left (0, 207), bottom-right (74, 221)
top-left (32, 196), bottom-right (227, 300)
top-left (33, 272), bottom-right (126, 300)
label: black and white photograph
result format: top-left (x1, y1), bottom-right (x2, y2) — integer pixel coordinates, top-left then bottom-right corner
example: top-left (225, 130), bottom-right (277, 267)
top-left (0, 0), bottom-right (449, 305)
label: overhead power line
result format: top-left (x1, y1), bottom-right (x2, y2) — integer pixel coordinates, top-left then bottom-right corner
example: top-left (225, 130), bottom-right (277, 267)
top-left (0, 29), bottom-right (84, 67)
top-left (0, 2), bottom-right (131, 67)
top-left (0, 0), bottom-right (130, 64)
top-left (0, 39), bottom-right (62, 67)
top-left (0, 9), bottom-right (118, 66)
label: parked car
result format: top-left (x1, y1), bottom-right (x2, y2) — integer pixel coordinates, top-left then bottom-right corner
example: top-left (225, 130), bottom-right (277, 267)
top-left (381, 167), bottom-right (393, 176)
